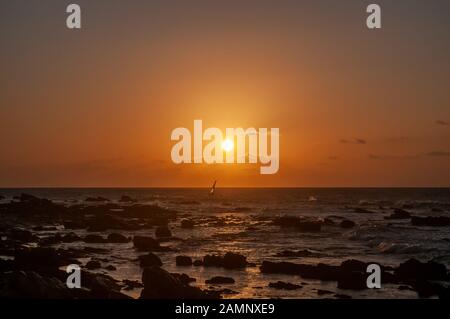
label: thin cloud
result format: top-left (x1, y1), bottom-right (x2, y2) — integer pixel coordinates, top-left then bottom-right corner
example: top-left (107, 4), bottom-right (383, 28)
top-left (340, 138), bottom-right (366, 145)
top-left (369, 154), bottom-right (419, 160)
top-left (426, 151), bottom-right (450, 157)
top-left (435, 120), bottom-right (449, 126)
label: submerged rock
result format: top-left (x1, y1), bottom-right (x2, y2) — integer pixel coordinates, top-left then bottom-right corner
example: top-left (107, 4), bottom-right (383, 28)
top-left (411, 216), bottom-right (450, 227)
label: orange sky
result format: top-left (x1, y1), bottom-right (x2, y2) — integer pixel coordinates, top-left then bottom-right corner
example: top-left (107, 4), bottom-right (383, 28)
top-left (0, 1), bottom-right (449, 187)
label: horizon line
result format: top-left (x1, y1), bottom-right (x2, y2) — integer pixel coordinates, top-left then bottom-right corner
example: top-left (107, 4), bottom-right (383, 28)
top-left (1, 186), bottom-right (449, 189)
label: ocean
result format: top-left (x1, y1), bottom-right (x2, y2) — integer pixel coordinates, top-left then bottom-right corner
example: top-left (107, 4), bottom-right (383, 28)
top-left (1, 188), bottom-right (449, 298)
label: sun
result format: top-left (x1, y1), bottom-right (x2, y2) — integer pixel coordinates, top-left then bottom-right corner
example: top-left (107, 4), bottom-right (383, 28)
top-left (221, 139), bottom-right (234, 152)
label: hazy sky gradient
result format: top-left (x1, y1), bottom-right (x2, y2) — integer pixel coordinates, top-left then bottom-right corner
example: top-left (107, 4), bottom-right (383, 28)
top-left (1, 0), bottom-right (449, 187)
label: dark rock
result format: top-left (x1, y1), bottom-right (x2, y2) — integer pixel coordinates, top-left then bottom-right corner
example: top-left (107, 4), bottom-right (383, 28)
top-left (181, 219), bottom-right (195, 229)
top-left (82, 271), bottom-right (131, 299)
top-left (155, 226), bottom-right (171, 238)
top-left (411, 216), bottom-right (450, 227)
top-left (85, 196), bottom-right (109, 202)
top-left (140, 266), bottom-right (217, 299)
top-left (17, 193), bottom-right (40, 202)
top-left (61, 232), bottom-right (82, 243)
top-left (317, 289), bottom-right (333, 295)
top-left (353, 208), bottom-right (376, 214)
top-left (340, 219), bottom-right (356, 228)
top-left (260, 259), bottom-right (387, 291)
top-left (86, 260), bottom-right (102, 270)
top-left (64, 220), bottom-right (85, 230)
top-left (268, 281), bottom-right (302, 290)
top-left (222, 252), bottom-right (247, 269)
top-left (119, 195), bottom-right (137, 203)
top-left (273, 216), bottom-right (300, 227)
top-left (298, 221), bottom-right (322, 232)
top-left (84, 234), bottom-right (106, 243)
top-left (336, 272), bottom-right (368, 290)
top-left (105, 265), bottom-right (117, 271)
top-left (4, 194), bottom-right (63, 216)
top-left (107, 233), bottom-right (129, 243)
top-left (33, 225), bottom-right (57, 231)
top-left (0, 271), bottom-right (73, 298)
top-left (260, 261), bottom-right (340, 280)
top-left (398, 285), bottom-right (414, 291)
top-left (395, 258), bottom-right (448, 281)
top-left (176, 255), bottom-right (192, 266)
top-left (210, 288), bottom-right (238, 295)
top-left (385, 209), bottom-right (411, 220)
top-left (14, 247), bottom-right (63, 272)
top-left (139, 253), bottom-right (163, 267)
top-left (323, 218), bottom-right (335, 225)
top-left (203, 252), bottom-right (247, 269)
top-left (340, 259), bottom-right (367, 272)
top-left (9, 228), bottom-right (37, 242)
top-left (205, 276), bottom-right (235, 284)
top-left (203, 255), bottom-right (223, 267)
top-left (133, 236), bottom-right (162, 251)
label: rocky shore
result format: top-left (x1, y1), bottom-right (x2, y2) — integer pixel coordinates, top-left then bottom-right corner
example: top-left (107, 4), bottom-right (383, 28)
top-left (1, 193), bottom-right (450, 299)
